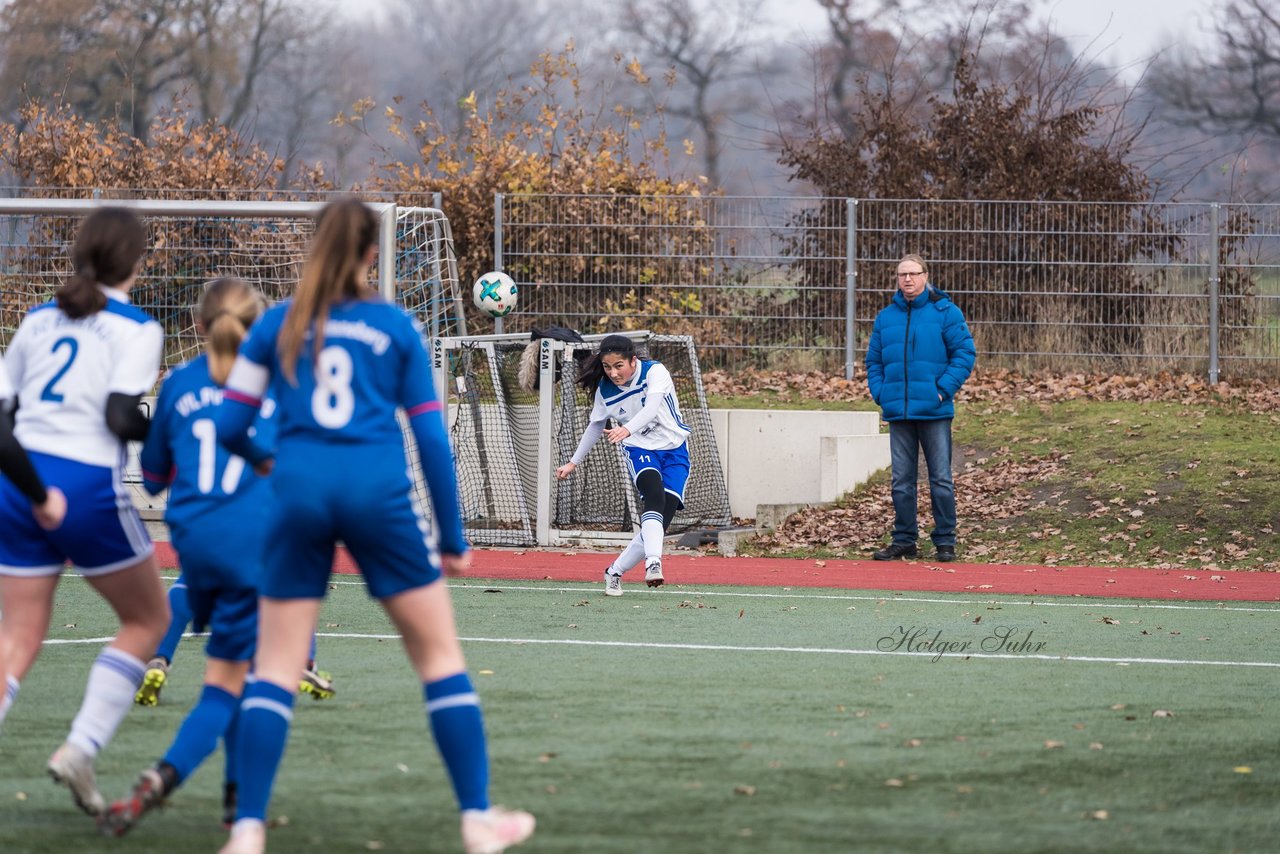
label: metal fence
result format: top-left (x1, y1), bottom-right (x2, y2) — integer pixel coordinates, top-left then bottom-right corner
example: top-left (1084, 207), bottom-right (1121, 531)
top-left (495, 195), bottom-right (1280, 381)
top-left (5, 195), bottom-right (1278, 382)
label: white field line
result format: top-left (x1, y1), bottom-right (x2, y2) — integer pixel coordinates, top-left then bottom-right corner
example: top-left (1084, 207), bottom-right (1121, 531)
top-left (42, 632), bottom-right (1280, 669)
top-left (445, 582), bottom-right (1280, 614)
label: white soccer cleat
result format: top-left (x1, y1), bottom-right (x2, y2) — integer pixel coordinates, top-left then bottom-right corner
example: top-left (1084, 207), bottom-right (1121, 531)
top-left (644, 558), bottom-right (664, 588)
top-left (47, 741), bottom-right (106, 816)
top-left (219, 819), bottom-right (267, 854)
top-left (299, 667), bottom-right (336, 700)
top-left (461, 806), bottom-right (536, 854)
top-left (604, 570), bottom-right (623, 597)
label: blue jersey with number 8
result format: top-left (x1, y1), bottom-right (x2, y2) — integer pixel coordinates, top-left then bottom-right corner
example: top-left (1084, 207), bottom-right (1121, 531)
top-left (229, 300), bottom-right (433, 445)
top-left (218, 297), bottom-right (466, 557)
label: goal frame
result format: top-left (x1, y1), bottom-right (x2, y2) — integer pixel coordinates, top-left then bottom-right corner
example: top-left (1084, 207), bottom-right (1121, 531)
top-left (431, 330), bottom-right (731, 548)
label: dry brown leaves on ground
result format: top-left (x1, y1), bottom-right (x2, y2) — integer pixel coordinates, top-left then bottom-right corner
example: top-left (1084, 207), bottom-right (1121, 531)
top-left (705, 367), bottom-right (1280, 412)
top-left (752, 448), bottom-right (1069, 557)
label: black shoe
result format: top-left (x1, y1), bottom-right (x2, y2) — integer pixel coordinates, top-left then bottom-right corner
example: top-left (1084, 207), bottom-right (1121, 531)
top-left (873, 542), bottom-right (918, 561)
top-left (221, 782), bottom-right (237, 829)
top-left (935, 545), bottom-right (956, 562)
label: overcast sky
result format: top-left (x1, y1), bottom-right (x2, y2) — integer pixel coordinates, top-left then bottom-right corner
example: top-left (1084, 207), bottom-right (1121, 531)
top-left (774, 0), bottom-right (1212, 75)
top-left (1034, 0), bottom-right (1211, 68)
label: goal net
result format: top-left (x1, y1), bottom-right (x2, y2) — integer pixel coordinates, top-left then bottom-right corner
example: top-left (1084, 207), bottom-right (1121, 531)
top-left (431, 331), bottom-right (731, 547)
top-left (0, 198), bottom-right (464, 513)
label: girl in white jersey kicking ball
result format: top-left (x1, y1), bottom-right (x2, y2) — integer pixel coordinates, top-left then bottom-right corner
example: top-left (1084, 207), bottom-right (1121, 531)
top-left (556, 335), bottom-right (692, 596)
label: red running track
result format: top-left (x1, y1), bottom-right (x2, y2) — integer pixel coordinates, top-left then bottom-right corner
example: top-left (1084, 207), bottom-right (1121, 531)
top-left (152, 543), bottom-right (1280, 602)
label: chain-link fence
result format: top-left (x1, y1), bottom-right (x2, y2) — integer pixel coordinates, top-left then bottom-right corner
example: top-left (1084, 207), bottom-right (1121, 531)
top-left (496, 195), bottom-right (1280, 380)
top-left (6, 195), bottom-right (1278, 382)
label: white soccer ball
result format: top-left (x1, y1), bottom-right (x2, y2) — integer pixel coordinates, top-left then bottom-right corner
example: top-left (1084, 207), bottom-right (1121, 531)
top-left (472, 271), bottom-right (519, 317)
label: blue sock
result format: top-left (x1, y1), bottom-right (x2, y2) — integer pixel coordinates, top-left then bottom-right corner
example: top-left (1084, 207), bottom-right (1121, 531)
top-left (156, 581), bottom-right (192, 663)
top-left (425, 673), bottom-right (489, 811)
top-left (223, 705), bottom-right (240, 787)
top-left (308, 634), bottom-right (317, 667)
top-left (234, 679), bottom-right (295, 822)
top-left (161, 684), bottom-right (239, 784)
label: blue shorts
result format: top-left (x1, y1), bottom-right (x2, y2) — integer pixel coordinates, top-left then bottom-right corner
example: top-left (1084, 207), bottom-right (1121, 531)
top-left (261, 441), bottom-right (442, 600)
top-left (171, 529), bottom-right (263, 663)
top-left (624, 444), bottom-right (690, 510)
top-left (0, 451), bottom-right (153, 577)
top-left (186, 581), bottom-right (257, 662)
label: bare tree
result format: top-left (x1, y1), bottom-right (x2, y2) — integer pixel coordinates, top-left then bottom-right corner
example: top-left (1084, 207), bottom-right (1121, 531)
top-left (237, 17), bottom-right (370, 188)
top-left (374, 0), bottom-right (577, 139)
top-left (0, 0), bottom-right (308, 140)
top-left (614, 0), bottom-right (777, 188)
top-left (183, 0), bottom-right (310, 130)
top-left (815, 0), bottom-right (908, 139)
top-left (1149, 0), bottom-right (1280, 142)
top-left (1, 0), bottom-right (182, 138)
top-left (814, 0), bottom-right (1040, 139)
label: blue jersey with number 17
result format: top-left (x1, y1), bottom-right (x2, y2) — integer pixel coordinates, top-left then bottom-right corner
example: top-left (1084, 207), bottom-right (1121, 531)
top-left (140, 353), bottom-right (276, 548)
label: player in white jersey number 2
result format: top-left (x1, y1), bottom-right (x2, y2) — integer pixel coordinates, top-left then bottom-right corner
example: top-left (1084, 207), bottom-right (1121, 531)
top-left (0, 352), bottom-right (67, 532)
top-left (0, 351), bottom-right (69, 730)
top-left (0, 207), bottom-right (170, 821)
top-left (556, 334), bottom-right (693, 597)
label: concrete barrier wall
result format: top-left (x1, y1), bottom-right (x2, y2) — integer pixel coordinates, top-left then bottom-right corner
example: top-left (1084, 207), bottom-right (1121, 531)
top-left (708, 409), bottom-right (889, 518)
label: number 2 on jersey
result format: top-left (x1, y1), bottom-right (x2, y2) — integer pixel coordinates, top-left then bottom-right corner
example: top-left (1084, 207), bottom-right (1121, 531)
top-left (191, 418), bottom-right (246, 495)
top-left (312, 345), bottom-right (355, 429)
top-left (40, 336), bottom-right (79, 402)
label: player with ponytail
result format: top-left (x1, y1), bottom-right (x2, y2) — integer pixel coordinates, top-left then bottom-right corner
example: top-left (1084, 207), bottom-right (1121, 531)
top-left (100, 277), bottom-right (278, 834)
top-left (0, 207), bottom-right (168, 818)
top-left (214, 196), bottom-right (534, 854)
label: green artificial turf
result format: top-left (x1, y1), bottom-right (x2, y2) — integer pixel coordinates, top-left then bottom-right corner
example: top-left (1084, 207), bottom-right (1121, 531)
top-left (2, 574), bottom-right (1278, 853)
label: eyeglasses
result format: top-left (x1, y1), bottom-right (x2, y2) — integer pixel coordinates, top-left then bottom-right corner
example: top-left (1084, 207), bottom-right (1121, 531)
top-left (896, 270), bottom-right (925, 279)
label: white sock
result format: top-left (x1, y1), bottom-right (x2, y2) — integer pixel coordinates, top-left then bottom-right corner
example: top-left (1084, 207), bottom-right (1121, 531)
top-left (610, 534), bottom-right (646, 576)
top-left (0, 675), bottom-right (18, 726)
top-left (640, 513), bottom-right (665, 564)
top-left (67, 647), bottom-right (147, 756)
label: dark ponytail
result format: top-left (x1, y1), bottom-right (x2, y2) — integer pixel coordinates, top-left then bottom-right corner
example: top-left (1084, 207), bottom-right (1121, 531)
top-left (56, 207), bottom-right (147, 319)
top-left (575, 334), bottom-right (636, 392)
top-left (279, 196), bottom-right (378, 384)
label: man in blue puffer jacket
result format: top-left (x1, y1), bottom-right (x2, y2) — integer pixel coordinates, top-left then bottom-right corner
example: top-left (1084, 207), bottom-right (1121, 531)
top-left (865, 254), bottom-right (976, 562)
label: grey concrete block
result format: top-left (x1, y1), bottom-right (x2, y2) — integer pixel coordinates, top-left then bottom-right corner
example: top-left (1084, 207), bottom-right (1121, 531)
top-left (755, 502), bottom-right (819, 532)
